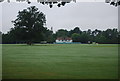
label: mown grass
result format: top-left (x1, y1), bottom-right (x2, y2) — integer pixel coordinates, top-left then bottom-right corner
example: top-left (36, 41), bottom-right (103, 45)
top-left (2, 44), bottom-right (118, 79)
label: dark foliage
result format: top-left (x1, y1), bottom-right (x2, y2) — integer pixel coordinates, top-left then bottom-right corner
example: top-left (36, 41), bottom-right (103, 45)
top-left (2, 6), bottom-right (53, 45)
top-left (2, 27), bottom-right (120, 44)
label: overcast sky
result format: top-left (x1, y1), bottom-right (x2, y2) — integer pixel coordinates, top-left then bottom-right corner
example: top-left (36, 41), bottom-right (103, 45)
top-left (0, 1), bottom-right (118, 33)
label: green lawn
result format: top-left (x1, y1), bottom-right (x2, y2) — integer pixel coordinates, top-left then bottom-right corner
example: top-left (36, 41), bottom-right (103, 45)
top-left (2, 44), bottom-right (118, 79)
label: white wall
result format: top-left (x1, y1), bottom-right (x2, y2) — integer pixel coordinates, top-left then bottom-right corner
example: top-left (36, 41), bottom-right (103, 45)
top-left (56, 40), bottom-right (72, 43)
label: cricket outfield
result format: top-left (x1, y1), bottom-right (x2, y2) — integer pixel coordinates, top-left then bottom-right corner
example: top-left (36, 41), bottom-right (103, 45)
top-left (2, 44), bottom-right (118, 79)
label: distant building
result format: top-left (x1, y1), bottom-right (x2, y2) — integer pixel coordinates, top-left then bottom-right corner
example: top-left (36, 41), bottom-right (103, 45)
top-left (41, 41), bottom-right (47, 44)
top-left (56, 37), bottom-right (72, 44)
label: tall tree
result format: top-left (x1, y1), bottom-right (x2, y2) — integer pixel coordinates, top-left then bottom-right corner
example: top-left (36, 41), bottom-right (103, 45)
top-left (12, 6), bottom-right (46, 45)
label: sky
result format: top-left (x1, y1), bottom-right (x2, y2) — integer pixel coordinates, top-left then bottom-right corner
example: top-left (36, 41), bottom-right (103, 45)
top-left (0, 1), bottom-right (118, 33)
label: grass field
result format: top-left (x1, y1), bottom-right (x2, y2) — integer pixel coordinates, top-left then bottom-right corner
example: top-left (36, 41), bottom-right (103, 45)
top-left (2, 44), bottom-right (118, 79)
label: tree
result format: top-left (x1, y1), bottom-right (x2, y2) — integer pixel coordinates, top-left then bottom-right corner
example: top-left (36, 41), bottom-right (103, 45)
top-left (101, 29), bottom-right (119, 44)
top-left (12, 6), bottom-right (46, 45)
top-left (0, 31), bottom-right (2, 43)
top-left (118, 31), bottom-right (120, 44)
top-left (69, 27), bottom-right (82, 36)
top-left (45, 29), bottom-right (55, 43)
top-left (79, 31), bottom-right (90, 43)
top-left (56, 29), bottom-right (69, 38)
top-left (71, 33), bottom-right (80, 42)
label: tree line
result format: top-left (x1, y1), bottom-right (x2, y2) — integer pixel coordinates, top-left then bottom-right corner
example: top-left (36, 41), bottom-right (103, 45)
top-left (1, 6), bottom-right (120, 44)
top-left (54, 28), bottom-right (120, 44)
top-left (1, 27), bottom-right (120, 44)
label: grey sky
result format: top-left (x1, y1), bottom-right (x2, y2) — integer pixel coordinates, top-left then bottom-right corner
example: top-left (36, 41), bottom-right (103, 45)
top-left (0, 2), bottom-right (118, 33)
